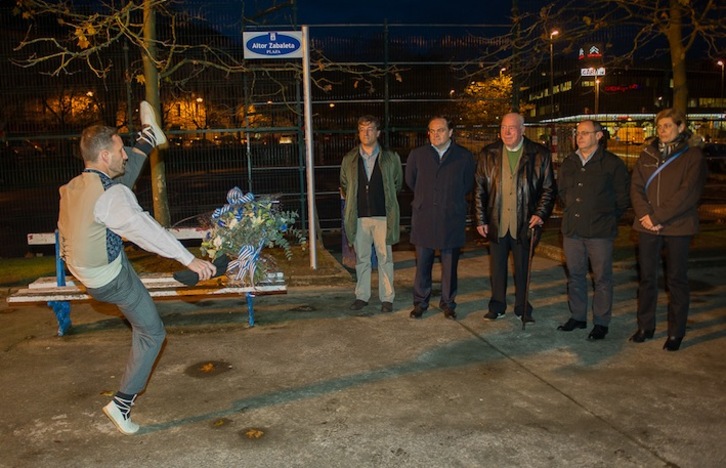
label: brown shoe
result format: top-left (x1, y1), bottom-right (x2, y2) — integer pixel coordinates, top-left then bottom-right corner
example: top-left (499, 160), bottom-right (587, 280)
top-left (442, 307), bottom-right (457, 320)
top-left (349, 299), bottom-right (368, 310)
top-left (409, 306), bottom-right (425, 319)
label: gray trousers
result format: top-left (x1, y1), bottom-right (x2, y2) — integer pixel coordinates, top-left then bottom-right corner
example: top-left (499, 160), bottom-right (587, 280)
top-left (87, 254), bottom-right (166, 395)
top-left (563, 236), bottom-right (614, 326)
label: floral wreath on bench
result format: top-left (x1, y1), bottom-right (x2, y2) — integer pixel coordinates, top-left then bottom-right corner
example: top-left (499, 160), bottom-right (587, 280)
top-left (200, 187), bottom-right (306, 286)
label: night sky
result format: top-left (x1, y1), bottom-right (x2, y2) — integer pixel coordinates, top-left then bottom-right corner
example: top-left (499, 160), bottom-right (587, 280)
top-left (295, 0), bottom-right (512, 24)
top-left (189, 0), bottom-right (515, 32)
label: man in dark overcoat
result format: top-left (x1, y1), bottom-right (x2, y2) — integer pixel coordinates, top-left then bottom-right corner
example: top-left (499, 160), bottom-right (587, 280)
top-left (405, 115), bottom-right (475, 319)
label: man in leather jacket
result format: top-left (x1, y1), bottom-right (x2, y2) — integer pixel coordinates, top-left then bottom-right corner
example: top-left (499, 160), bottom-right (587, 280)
top-left (475, 112), bottom-right (556, 323)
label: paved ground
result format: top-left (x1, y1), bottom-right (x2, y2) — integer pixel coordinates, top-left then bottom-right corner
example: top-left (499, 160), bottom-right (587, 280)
top-left (1, 240), bottom-right (725, 468)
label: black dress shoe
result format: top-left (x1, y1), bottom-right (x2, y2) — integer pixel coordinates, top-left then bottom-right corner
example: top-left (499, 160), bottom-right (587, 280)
top-left (381, 302), bottom-right (393, 313)
top-left (629, 329), bottom-right (655, 343)
top-left (663, 336), bottom-right (683, 351)
top-left (557, 318), bottom-right (587, 331)
top-left (442, 307), bottom-right (457, 320)
top-left (587, 325), bottom-right (609, 340)
top-left (409, 306), bottom-right (425, 319)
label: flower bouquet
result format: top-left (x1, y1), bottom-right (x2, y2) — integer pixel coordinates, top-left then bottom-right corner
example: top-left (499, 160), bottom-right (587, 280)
top-left (200, 187), bottom-right (306, 286)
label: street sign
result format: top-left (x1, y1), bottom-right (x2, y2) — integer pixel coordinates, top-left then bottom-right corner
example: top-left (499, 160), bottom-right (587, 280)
top-left (581, 67), bottom-right (606, 77)
top-left (243, 31), bottom-right (303, 59)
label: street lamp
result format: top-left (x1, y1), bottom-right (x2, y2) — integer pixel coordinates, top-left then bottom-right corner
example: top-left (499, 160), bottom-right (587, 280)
top-left (718, 60), bottom-right (724, 105)
top-left (595, 78), bottom-right (600, 114)
top-left (549, 29), bottom-right (559, 117)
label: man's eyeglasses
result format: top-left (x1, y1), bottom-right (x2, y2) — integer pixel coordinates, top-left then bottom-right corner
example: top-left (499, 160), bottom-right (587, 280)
top-left (574, 130), bottom-right (598, 137)
top-left (500, 125), bottom-right (521, 132)
top-left (428, 128), bottom-right (448, 135)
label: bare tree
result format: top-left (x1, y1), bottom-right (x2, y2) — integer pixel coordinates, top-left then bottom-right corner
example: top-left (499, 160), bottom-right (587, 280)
top-left (12, 0), bottom-right (253, 224)
top-left (11, 0), bottom-right (401, 225)
top-left (458, 0), bottom-right (725, 115)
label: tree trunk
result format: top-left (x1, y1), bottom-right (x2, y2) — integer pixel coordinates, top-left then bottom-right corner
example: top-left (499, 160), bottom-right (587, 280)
top-left (143, 0), bottom-right (171, 226)
top-left (667, 0), bottom-right (688, 114)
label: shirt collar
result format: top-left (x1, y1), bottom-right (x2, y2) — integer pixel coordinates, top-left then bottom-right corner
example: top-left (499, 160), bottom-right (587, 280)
top-left (576, 146), bottom-right (598, 165)
top-left (359, 143), bottom-right (380, 159)
top-left (504, 139), bottom-right (524, 152)
top-left (432, 140), bottom-right (452, 157)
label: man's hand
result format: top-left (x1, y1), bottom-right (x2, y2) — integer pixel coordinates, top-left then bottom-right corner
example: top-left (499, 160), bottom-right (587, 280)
top-left (528, 215), bottom-right (544, 229)
top-left (187, 258), bottom-right (217, 281)
top-left (476, 225), bottom-right (488, 237)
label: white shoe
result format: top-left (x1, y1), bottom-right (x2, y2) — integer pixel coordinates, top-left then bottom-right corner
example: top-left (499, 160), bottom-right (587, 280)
top-left (139, 100), bottom-right (168, 148)
top-left (103, 401), bottom-right (140, 435)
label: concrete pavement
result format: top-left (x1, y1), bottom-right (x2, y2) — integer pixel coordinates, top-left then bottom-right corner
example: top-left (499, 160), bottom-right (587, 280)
top-left (1, 241), bottom-right (725, 467)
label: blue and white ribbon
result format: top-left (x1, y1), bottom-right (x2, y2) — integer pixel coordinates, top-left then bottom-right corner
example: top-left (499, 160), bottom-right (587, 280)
top-left (226, 187), bottom-right (255, 205)
top-left (228, 241), bottom-right (265, 285)
top-left (212, 187), bottom-right (255, 222)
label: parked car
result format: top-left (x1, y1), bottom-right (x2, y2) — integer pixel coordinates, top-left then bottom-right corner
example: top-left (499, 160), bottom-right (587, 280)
top-left (703, 143), bottom-right (726, 173)
top-left (5, 139), bottom-right (44, 158)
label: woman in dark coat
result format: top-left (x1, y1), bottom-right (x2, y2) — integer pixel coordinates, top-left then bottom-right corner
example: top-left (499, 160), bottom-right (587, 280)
top-left (630, 108), bottom-right (707, 351)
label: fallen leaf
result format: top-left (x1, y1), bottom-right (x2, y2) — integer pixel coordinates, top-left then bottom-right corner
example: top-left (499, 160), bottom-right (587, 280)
top-left (245, 428), bottom-right (264, 439)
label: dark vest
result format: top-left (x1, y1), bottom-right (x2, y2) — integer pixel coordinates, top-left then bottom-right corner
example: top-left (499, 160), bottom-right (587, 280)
top-left (357, 157), bottom-right (386, 217)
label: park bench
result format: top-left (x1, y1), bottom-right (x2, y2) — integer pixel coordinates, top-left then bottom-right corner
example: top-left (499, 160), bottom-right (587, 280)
top-left (7, 229), bottom-right (287, 336)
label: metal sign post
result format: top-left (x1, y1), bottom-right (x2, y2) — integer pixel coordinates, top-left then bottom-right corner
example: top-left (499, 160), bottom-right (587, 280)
top-left (243, 28), bottom-right (317, 269)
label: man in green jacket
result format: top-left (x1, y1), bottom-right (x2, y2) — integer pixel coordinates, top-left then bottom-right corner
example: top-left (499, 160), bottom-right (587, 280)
top-left (340, 115), bottom-right (403, 313)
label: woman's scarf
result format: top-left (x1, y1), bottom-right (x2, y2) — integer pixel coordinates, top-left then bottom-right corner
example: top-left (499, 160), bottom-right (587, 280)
top-left (657, 131), bottom-right (689, 158)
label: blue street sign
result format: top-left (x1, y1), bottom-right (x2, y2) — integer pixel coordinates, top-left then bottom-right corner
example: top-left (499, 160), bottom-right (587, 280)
top-left (243, 31), bottom-right (303, 59)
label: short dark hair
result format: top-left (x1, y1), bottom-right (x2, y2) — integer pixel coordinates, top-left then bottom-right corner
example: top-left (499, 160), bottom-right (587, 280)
top-left (358, 115), bottom-right (380, 130)
top-left (80, 125), bottom-right (118, 163)
top-left (578, 119), bottom-right (602, 132)
top-left (429, 115), bottom-right (453, 129)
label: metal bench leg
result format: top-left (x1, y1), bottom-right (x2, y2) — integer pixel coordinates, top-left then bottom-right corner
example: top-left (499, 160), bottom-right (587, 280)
top-left (246, 292), bottom-right (256, 327)
top-left (51, 230), bottom-right (72, 336)
top-left (48, 301), bottom-right (72, 336)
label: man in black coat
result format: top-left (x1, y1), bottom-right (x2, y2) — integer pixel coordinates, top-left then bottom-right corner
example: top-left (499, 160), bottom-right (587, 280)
top-left (557, 119), bottom-right (629, 340)
top-left (475, 112), bottom-right (556, 323)
top-left (405, 116), bottom-right (475, 320)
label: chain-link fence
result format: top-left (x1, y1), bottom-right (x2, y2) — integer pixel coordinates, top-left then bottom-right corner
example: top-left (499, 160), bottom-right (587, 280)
top-left (2, 6), bottom-right (715, 258)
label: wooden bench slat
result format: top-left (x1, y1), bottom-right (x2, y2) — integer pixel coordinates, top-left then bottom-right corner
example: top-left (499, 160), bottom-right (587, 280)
top-left (8, 285), bottom-right (286, 303)
top-left (27, 228), bottom-right (211, 246)
top-left (9, 272), bottom-right (286, 304)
